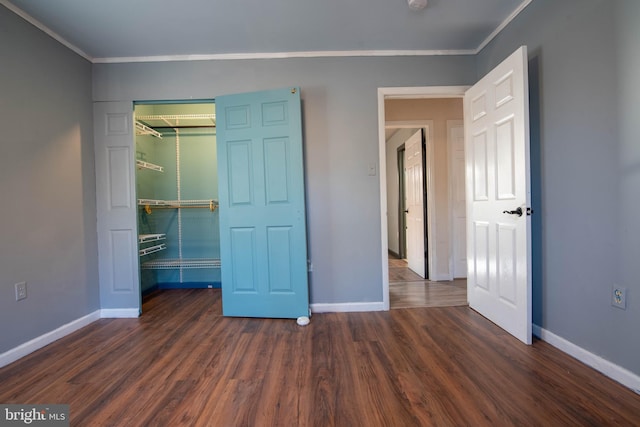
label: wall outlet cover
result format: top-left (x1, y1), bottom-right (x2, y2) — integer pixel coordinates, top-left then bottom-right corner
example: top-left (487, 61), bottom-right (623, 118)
top-left (612, 286), bottom-right (627, 310)
top-left (15, 282), bottom-right (27, 301)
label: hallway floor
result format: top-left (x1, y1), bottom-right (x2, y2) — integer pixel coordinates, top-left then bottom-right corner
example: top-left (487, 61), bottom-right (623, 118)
top-left (389, 256), bottom-right (467, 309)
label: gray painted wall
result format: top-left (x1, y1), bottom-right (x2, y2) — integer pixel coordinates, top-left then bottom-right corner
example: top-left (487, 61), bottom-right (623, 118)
top-left (477, 0), bottom-right (640, 375)
top-left (0, 6), bottom-right (98, 353)
top-left (93, 56), bottom-right (476, 305)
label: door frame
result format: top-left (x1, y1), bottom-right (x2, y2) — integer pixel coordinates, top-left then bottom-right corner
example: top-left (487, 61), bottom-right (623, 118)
top-left (396, 143), bottom-right (406, 260)
top-left (378, 86), bottom-right (468, 310)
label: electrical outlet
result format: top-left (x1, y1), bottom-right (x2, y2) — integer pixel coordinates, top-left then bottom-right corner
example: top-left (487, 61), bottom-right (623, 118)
top-left (612, 286), bottom-right (627, 310)
top-left (15, 282), bottom-right (27, 301)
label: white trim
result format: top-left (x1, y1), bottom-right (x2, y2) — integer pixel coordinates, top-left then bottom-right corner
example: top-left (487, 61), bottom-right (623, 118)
top-left (447, 119), bottom-right (465, 280)
top-left (385, 121), bottom-right (436, 129)
top-left (0, 0), bottom-right (93, 62)
top-left (0, 310), bottom-right (101, 368)
top-left (533, 324), bottom-right (640, 394)
top-left (378, 91), bottom-right (391, 311)
top-left (474, 0), bottom-right (533, 54)
top-left (446, 120), bottom-right (455, 281)
top-left (382, 87), bottom-right (469, 99)
top-left (431, 273), bottom-right (453, 282)
top-left (93, 49), bottom-right (477, 64)
top-left (100, 308), bottom-right (140, 318)
top-left (310, 302), bottom-right (385, 313)
top-left (423, 124), bottom-right (435, 280)
top-left (378, 87), bottom-right (469, 311)
top-left (0, 308), bottom-right (141, 368)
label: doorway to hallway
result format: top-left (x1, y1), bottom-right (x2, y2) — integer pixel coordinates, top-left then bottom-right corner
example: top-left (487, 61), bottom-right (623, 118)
top-left (388, 254), bottom-right (466, 309)
top-left (381, 91), bottom-right (468, 310)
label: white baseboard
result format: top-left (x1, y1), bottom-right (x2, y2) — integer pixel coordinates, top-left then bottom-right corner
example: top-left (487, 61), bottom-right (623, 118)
top-left (431, 274), bottom-right (454, 282)
top-left (0, 308), bottom-right (139, 368)
top-left (100, 308), bottom-right (140, 318)
top-left (533, 324), bottom-right (640, 394)
top-left (0, 310), bottom-right (101, 368)
top-left (311, 302), bottom-right (385, 313)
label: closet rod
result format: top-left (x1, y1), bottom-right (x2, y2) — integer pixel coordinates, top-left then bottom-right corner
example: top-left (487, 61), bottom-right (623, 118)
top-left (141, 258), bottom-right (221, 270)
top-left (138, 198), bottom-right (219, 206)
top-left (149, 125), bottom-right (216, 129)
top-left (138, 199), bottom-right (218, 213)
top-left (136, 114), bottom-right (215, 121)
top-left (147, 205), bottom-right (217, 212)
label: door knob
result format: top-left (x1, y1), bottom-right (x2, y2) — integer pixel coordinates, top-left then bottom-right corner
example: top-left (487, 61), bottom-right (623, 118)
top-left (404, 209), bottom-right (409, 214)
top-left (502, 207), bottom-right (523, 217)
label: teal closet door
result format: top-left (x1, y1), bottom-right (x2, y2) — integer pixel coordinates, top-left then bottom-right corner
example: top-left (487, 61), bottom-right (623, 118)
top-left (216, 88), bottom-right (309, 318)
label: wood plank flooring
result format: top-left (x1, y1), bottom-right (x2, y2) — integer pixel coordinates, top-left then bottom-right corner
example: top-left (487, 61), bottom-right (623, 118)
top-left (389, 257), bottom-right (467, 309)
top-left (1, 289), bottom-right (639, 426)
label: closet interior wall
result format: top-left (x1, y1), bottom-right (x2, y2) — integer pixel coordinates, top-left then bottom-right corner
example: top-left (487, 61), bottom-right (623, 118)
top-left (135, 103), bottom-right (219, 292)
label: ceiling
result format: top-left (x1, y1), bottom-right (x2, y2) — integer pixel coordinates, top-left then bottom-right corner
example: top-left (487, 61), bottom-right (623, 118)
top-left (2, 0), bottom-right (531, 63)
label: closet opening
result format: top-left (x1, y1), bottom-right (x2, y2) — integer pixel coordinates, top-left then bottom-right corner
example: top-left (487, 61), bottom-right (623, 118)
top-left (134, 101), bottom-right (219, 298)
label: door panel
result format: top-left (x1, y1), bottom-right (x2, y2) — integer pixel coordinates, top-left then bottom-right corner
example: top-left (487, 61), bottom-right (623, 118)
top-left (404, 130), bottom-right (425, 278)
top-left (230, 227), bottom-right (257, 292)
top-left (464, 46), bottom-right (531, 344)
top-left (227, 141), bottom-right (254, 205)
top-left (496, 117), bottom-right (516, 199)
top-left (94, 102), bottom-right (140, 311)
top-left (217, 88), bottom-right (309, 318)
top-left (264, 138), bottom-right (290, 203)
top-left (267, 226), bottom-right (294, 292)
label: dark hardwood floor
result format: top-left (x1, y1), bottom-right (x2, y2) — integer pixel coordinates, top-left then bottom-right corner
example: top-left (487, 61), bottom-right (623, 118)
top-left (1, 289), bottom-right (639, 426)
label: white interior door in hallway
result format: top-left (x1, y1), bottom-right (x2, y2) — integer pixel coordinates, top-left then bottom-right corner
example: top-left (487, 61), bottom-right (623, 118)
top-left (448, 120), bottom-right (466, 279)
top-left (404, 129), bottom-right (425, 278)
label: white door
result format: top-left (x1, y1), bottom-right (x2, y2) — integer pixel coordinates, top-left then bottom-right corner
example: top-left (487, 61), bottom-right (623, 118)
top-left (94, 101), bottom-right (140, 312)
top-left (449, 121), bottom-right (467, 278)
top-left (464, 46), bottom-right (531, 344)
top-left (404, 129), bottom-right (425, 278)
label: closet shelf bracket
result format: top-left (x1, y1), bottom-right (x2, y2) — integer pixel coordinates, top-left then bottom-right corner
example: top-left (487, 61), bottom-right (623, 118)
top-left (136, 160), bottom-right (164, 172)
top-left (135, 121), bottom-right (163, 139)
top-left (139, 243), bottom-right (166, 257)
top-left (138, 234), bottom-right (166, 244)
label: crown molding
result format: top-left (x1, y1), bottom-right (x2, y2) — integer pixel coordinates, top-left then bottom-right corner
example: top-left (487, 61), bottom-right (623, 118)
top-left (474, 0), bottom-right (533, 54)
top-left (1, 0), bottom-right (93, 62)
top-left (92, 49), bottom-right (476, 64)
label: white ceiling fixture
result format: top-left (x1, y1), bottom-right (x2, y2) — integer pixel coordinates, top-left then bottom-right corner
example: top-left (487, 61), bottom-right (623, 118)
top-left (407, 0), bottom-right (428, 11)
